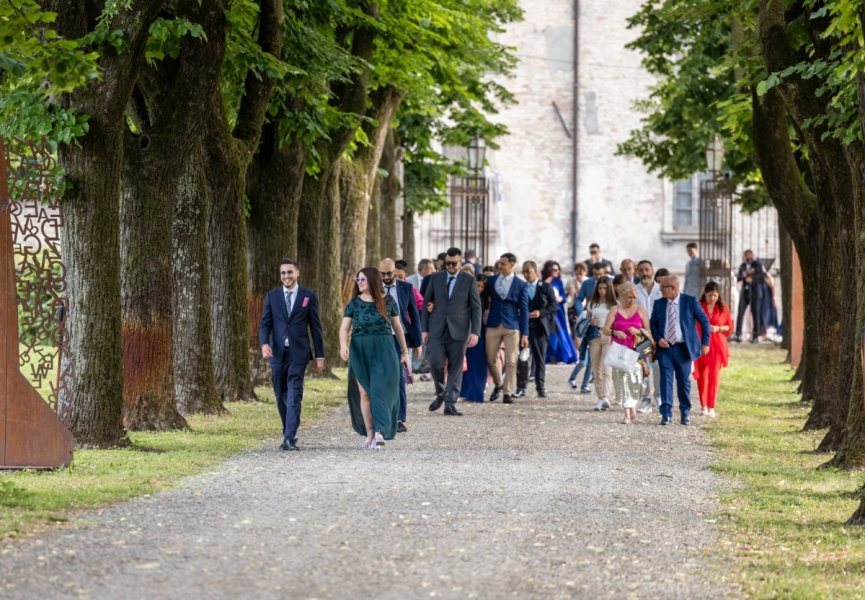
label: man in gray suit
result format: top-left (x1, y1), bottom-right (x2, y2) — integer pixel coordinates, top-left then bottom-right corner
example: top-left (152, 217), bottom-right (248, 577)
top-left (407, 259), bottom-right (434, 291)
top-left (422, 247), bottom-right (482, 416)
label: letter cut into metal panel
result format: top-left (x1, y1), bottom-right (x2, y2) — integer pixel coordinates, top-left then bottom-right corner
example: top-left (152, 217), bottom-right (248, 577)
top-left (0, 137), bottom-right (73, 469)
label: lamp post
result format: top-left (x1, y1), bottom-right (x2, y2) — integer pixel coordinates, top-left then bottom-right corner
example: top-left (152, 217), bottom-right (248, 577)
top-left (467, 135), bottom-right (486, 174)
top-left (705, 134), bottom-right (725, 175)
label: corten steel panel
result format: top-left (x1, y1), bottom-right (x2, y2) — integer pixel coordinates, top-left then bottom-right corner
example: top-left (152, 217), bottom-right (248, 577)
top-left (0, 137), bottom-right (72, 469)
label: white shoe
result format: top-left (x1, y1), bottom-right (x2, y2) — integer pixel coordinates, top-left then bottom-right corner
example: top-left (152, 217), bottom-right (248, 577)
top-left (708, 409), bottom-right (716, 418)
top-left (594, 399), bottom-right (604, 411)
top-left (601, 398), bottom-right (611, 411)
top-left (700, 408), bottom-right (709, 416)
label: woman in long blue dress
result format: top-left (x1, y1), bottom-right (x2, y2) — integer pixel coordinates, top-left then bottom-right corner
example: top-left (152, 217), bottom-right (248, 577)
top-left (542, 261), bottom-right (578, 364)
top-left (460, 274), bottom-right (490, 402)
top-left (339, 267), bottom-right (411, 449)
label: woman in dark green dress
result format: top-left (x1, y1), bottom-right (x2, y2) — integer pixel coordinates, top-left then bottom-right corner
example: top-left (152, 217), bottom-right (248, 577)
top-left (339, 267), bottom-right (411, 449)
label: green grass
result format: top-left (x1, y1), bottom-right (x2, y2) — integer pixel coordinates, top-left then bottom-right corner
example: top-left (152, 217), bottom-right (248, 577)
top-left (0, 373), bottom-right (345, 538)
top-left (709, 346), bottom-right (865, 599)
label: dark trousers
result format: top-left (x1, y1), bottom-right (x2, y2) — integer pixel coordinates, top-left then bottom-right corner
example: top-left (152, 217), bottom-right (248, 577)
top-left (271, 348), bottom-right (307, 442)
top-left (517, 326), bottom-right (548, 391)
top-left (393, 337), bottom-right (407, 422)
top-left (656, 343), bottom-right (692, 420)
top-left (735, 282), bottom-right (761, 339)
top-left (427, 329), bottom-right (467, 408)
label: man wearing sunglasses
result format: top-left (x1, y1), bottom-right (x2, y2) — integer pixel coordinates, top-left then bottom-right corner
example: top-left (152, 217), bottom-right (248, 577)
top-left (421, 247), bottom-right (482, 416)
top-left (259, 259), bottom-right (325, 450)
top-left (380, 258), bottom-right (422, 432)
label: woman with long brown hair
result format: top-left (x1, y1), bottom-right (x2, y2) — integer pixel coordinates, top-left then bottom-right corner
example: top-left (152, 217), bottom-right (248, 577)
top-left (339, 267), bottom-right (411, 448)
top-left (587, 277), bottom-right (617, 411)
top-left (693, 281), bottom-right (732, 417)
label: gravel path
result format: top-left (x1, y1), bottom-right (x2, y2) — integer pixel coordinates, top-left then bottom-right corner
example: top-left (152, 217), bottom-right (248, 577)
top-left (2, 365), bottom-right (736, 599)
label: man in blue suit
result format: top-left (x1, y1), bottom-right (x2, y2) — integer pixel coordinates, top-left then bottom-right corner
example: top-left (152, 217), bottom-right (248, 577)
top-left (650, 275), bottom-right (711, 425)
top-left (259, 259), bottom-right (325, 450)
top-left (485, 252), bottom-right (530, 405)
top-left (380, 258), bottom-right (422, 432)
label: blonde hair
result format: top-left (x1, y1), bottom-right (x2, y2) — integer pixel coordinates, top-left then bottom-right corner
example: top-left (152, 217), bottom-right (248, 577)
top-left (616, 282), bottom-right (638, 298)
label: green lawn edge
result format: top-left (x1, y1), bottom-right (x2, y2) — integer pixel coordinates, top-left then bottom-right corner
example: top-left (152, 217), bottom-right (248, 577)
top-left (708, 346), bottom-right (865, 599)
top-left (0, 372), bottom-right (346, 539)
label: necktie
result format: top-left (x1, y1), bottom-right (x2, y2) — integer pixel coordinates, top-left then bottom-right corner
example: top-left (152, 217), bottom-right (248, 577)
top-left (528, 283), bottom-right (536, 300)
top-left (495, 276), bottom-right (507, 299)
top-left (666, 299), bottom-right (680, 344)
top-left (447, 276), bottom-right (456, 298)
top-left (284, 290), bottom-right (293, 348)
top-left (285, 290), bottom-right (294, 317)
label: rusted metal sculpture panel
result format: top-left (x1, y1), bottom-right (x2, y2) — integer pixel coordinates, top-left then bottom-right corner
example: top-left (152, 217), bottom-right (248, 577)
top-left (0, 137), bottom-right (73, 469)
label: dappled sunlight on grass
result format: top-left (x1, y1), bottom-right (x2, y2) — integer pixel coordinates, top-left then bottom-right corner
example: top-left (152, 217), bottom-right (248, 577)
top-left (0, 370), bottom-right (346, 538)
top-left (710, 346), bottom-right (865, 599)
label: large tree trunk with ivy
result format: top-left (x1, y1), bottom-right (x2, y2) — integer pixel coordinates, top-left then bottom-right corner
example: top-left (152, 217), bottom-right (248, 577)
top-left (51, 0), bottom-right (164, 447)
top-left (172, 144), bottom-right (224, 415)
top-left (403, 209), bottom-right (416, 270)
top-left (758, 3), bottom-right (860, 454)
top-left (120, 134), bottom-right (188, 431)
top-left (379, 128), bottom-right (400, 260)
top-left (246, 119), bottom-right (306, 385)
top-left (118, 0), bottom-right (224, 427)
top-left (340, 157), bottom-right (368, 276)
top-left (366, 173), bottom-right (382, 264)
top-left (204, 0), bottom-right (283, 402)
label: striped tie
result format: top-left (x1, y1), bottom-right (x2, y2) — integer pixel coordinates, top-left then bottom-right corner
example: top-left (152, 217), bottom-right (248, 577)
top-left (666, 299), bottom-right (680, 344)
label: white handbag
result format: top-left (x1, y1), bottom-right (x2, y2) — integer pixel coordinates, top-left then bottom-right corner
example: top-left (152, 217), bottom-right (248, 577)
top-left (603, 342), bottom-right (640, 372)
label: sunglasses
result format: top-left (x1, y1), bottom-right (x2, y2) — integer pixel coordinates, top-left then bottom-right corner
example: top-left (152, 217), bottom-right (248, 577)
top-left (379, 271), bottom-right (394, 277)
top-left (445, 260), bottom-right (461, 267)
top-left (356, 277), bottom-right (367, 283)
top-left (280, 270), bottom-right (295, 275)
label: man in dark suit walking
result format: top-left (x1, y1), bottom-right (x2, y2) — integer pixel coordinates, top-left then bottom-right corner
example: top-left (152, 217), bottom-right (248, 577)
top-left (380, 258), bottom-right (422, 432)
top-left (650, 275), bottom-right (710, 426)
top-left (421, 247), bottom-right (482, 416)
top-left (732, 249), bottom-right (764, 343)
top-left (485, 252), bottom-right (530, 405)
top-left (515, 261), bottom-right (558, 398)
top-left (259, 259), bottom-right (325, 450)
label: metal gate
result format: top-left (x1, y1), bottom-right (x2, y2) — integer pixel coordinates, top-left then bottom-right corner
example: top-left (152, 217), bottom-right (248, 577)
top-left (449, 175), bottom-right (491, 263)
top-left (698, 176), bottom-right (734, 305)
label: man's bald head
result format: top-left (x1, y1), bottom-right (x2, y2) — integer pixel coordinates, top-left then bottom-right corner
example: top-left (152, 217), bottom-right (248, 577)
top-left (660, 275), bottom-right (680, 299)
top-left (379, 258), bottom-right (396, 285)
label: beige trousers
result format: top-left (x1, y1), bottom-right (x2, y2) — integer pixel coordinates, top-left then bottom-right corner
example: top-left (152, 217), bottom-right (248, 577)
top-left (588, 335), bottom-right (613, 399)
top-left (485, 325), bottom-right (520, 395)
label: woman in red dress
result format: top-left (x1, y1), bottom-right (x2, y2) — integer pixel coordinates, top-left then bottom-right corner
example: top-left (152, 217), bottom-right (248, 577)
top-left (693, 281), bottom-right (732, 417)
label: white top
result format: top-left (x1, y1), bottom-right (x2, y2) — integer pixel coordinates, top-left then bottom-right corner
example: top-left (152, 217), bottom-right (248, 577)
top-left (637, 282), bottom-right (662, 316)
top-left (588, 302), bottom-right (613, 328)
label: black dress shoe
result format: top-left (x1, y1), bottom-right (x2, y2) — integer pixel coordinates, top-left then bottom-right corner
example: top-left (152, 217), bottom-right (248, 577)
top-left (502, 394), bottom-right (513, 404)
top-left (489, 386), bottom-right (502, 402)
top-left (429, 397), bottom-right (444, 412)
top-left (660, 417), bottom-right (671, 426)
top-left (537, 389), bottom-right (547, 398)
top-left (397, 421), bottom-right (408, 433)
top-left (279, 440), bottom-right (290, 451)
top-left (681, 416), bottom-right (691, 425)
top-left (443, 407), bottom-right (463, 416)
top-left (513, 388), bottom-right (526, 398)
top-left (281, 439), bottom-right (299, 451)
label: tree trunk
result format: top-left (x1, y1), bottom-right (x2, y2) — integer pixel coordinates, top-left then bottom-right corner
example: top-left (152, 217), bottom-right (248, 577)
top-left (778, 219), bottom-right (792, 355)
top-left (366, 173), bottom-right (382, 264)
top-left (320, 162), bottom-right (344, 367)
top-left (172, 144), bottom-right (224, 415)
top-left (379, 129), bottom-right (400, 260)
top-left (403, 209), bottom-right (416, 269)
top-left (120, 133), bottom-right (188, 431)
top-left (246, 120), bottom-right (306, 386)
top-left (51, 0), bottom-right (164, 447)
top-left (340, 157), bottom-right (368, 275)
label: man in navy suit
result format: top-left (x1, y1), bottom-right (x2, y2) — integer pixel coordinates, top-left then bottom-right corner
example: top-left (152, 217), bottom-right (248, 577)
top-left (650, 275), bottom-right (711, 425)
top-left (485, 252), bottom-right (530, 405)
top-left (380, 258), bottom-right (422, 432)
top-left (259, 259), bottom-right (325, 450)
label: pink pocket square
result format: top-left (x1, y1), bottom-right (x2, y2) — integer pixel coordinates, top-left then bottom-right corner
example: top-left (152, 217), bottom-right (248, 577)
top-left (302, 297), bottom-right (309, 308)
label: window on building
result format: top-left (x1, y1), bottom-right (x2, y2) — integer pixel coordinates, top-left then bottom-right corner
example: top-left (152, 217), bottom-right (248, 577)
top-left (674, 180), bottom-right (694, 229)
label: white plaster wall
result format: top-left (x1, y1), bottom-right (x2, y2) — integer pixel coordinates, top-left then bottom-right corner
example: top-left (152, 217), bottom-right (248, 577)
top-left (484, 0), bottom-right (575, 266)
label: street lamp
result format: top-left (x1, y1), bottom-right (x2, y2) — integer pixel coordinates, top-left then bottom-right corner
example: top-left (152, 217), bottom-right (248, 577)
top-left (705, 134), bottom-right (725, 174)
top-left (467, 135), bottom-right (486, 174)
